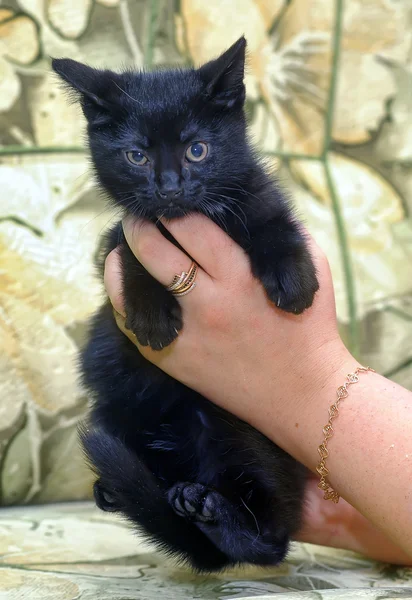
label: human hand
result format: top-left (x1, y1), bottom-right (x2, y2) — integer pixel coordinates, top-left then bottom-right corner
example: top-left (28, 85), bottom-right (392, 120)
top-left (104, 214), bottom-right (411, 565)
top-left (105, 214), bottom-right (351, 460)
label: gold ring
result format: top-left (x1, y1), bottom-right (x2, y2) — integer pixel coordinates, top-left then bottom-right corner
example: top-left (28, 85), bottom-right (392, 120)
top-left (166, 262), bottom-right (197, 297)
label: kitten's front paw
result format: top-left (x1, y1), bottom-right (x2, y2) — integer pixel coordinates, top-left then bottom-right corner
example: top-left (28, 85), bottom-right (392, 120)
top-left (125, 300), bottom-right (182, 350)
top-left (261, 253), bottom-right (319, 315)
top-left (168, 483), bottom-right (219, 523)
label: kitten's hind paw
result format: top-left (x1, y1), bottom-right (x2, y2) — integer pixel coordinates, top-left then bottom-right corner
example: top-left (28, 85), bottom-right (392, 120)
top-left (168, 483), bottom-right (220, 523)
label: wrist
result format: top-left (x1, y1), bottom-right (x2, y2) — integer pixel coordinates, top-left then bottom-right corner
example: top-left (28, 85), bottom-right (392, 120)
top-left (291, 338), bottom-right (362, 470)
top-left (250, 335), bottom-right (360, 469)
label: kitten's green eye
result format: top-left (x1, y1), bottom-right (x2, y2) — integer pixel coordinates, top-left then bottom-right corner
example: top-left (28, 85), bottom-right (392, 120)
top-left (185, 142), bottom-right (208, 163)
top-left (126, 151), bottom-right (148, 166)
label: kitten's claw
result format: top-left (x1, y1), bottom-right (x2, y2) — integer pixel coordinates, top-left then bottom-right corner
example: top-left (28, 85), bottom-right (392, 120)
top-left (168, 482), bottom-right (218, 523)
top-left (184, 500), bottom-right (196, 513)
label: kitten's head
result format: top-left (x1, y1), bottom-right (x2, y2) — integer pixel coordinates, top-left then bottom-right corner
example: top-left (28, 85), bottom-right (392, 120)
top-left (52, 38), bottom-right (252, 220)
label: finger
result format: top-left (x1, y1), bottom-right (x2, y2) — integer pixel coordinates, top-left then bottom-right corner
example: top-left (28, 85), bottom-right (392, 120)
top-left (104, 248), bottom-right (125, 316)
top-left (122, 216), bottom-right (211, 290)
top-left (299, 229), bottom-right (332, 287)
top-left (159, 214), bottom-right (250, 280)
top-left (301, 231), bottom-right (336, 313)
top-left (296, 479), bottom-right (412, 564)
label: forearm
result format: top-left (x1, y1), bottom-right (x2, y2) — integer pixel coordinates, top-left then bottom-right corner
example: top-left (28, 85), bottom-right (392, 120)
top-left (251, 343), bottom-right (412, 556)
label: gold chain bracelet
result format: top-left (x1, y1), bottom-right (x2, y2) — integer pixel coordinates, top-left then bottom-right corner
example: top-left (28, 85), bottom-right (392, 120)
top-left (316, 366), bottom-right (375, 503)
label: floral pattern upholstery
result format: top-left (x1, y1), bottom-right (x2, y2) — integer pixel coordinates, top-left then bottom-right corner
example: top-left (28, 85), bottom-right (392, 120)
top-left (0, 1), bottom-right (411, 597)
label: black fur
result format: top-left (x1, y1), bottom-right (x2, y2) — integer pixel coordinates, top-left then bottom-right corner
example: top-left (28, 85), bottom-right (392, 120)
top-left (53, 37), bottom-right (318, 572)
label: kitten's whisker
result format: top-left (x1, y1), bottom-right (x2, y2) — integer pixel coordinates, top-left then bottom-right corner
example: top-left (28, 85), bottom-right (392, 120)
top-left (240, 497), bottom-right (261, 540)
top-left (205, 192), bottom-right (251, 240)
top-left (207, 189), bottom-right (260, 214)
top-left (215, 183), bottom-right (261, 199)
top-left (155, 212), bottom-right (165, 226)
top-left (201, 197), bottom-right (229, 233)
top-left (221, 203), bottom-right (250, 239)
top-left (208, 191), bottom-right (249, 216)
top-left (77, 205), bottom-right (122, 236)
top-left (124, 197), bottom-right (146, 219)
top-left (230, 203), bottom-right (249, 231)
top-left (211, 184), bottom-right (262, 205)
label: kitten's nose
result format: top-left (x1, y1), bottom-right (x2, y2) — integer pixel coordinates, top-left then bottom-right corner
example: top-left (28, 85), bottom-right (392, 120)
top-left (157, 169), bottom-right (183, 203)
top-left (157, 188), bottom-right (183, 203)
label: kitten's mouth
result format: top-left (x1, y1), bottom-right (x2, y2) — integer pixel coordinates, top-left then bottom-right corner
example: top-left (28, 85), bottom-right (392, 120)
top-left (155, 204), bottom-right (188, 219)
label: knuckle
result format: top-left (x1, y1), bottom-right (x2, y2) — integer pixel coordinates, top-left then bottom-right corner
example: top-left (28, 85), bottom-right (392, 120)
top-left (109, 287), bottom-right (125, 315)
top-left (112, 294), bottom-right (125, 316)
top-left (315, 246), bottom-right (330, 273)
top-left (200, 299), bottom-right (231, 333)
top-left (318, 248), bottom-right (329, 268)
top-left (235, 266), bottom-right (255, 292)
top-left (220, 247), bottom-right (252, 286)
top-left (104, 249), bottom-right (117, 274)
top-left (308, 235), bottom-right (327, 265)
top-left (135, 229), bottom-right (157, 259)
top-left (224, 260), bottom-right (254, 294)
top-left (103, 251), bottom-right (125, 315)
top-left (126, 219), bottom-right (155, 260)
top-left (219, 239), bottom-right (239, 267)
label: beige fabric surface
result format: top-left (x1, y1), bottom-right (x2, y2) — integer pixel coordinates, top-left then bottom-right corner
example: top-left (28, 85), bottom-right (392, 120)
top-left (0, 502), bottom-right (412, 600)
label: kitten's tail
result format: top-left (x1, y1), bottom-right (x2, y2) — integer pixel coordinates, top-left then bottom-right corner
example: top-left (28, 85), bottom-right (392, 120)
top-left (80, 424), bottom-right (165, 508)
top-left (79, 424), bottom-right (227, 571)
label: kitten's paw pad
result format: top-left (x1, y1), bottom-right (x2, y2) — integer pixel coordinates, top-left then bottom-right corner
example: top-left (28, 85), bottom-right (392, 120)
top-left (168, 483), bottom-right (218, 523)
top-left (125, 306), bottom-right (182, 351)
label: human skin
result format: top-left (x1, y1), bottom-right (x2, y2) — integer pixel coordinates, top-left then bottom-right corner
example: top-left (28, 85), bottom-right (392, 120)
top-left (104, 214), bottom-right (412, 564)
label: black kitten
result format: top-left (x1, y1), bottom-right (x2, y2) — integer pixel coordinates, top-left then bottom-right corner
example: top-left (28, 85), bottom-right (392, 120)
top-left (53, 37), bottom-right (318, 572)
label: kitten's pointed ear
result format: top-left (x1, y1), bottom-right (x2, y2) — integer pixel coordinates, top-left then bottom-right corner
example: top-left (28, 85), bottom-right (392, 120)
top-left (199, 36), bottom-right (246, 109)
top-left (52, 58), bottom-right (118, 122)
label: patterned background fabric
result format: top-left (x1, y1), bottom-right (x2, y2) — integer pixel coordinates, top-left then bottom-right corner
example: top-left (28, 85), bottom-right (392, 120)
top-left (0, 0), bottom-right (412, 509)
top-left (1, 502), bottom-right (412, 599)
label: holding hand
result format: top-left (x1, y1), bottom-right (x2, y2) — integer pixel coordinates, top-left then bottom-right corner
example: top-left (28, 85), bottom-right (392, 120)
top-left (105, 214), bottom-right (412, 565)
